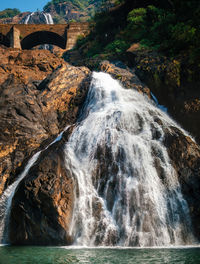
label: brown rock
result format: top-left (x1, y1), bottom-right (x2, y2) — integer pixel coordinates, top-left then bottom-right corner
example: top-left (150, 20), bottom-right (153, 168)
top-left (0, 46), bottom-right (65, 85)
top-left (0, 48), bottom-right (91, 195)
top-left (9, 127), bottom-right (75, 245)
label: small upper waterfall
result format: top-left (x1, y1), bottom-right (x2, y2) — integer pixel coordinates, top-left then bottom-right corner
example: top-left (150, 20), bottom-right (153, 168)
top-left (24, 11), bottom-right (54, 24)
top-left (43, 12), bottom-right (54, 25)
top-left (64, 72), bottom-right (195, 247)
top-left (24, 11), bottom-right (54, 50)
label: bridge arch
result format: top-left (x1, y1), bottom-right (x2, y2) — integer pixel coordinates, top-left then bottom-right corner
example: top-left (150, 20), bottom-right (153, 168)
top-left (0, 33), bottom-right (10, 48)
top-left (21, 31), bottom-right (66, 50)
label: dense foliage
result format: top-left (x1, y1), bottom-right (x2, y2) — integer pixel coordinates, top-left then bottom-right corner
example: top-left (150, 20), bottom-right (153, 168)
top-left (76, 0), bottom-right (200, 66)
top-left (0, 8), bottom-right (20, 19)
top-left (125, 1), bottom-right (200, 60)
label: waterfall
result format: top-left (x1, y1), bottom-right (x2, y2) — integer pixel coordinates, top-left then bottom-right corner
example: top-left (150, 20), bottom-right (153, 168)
top-left (43, 12), bottom-right (54, 24)
top-left (24, 11), bottom-right (54, 50)
top-left (0, 71), bottom-right (196, 247)
top-left (24, 11), bottom-right (54, 25)
top-left (64, 72), bottom-right (195, 247)
top-left (24, 12), bottom-right (33, 24)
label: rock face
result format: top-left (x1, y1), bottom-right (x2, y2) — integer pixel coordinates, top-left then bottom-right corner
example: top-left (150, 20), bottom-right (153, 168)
top-left (44, 1), bottom-right (103, 23)
top-left (9, 127), bottom-right (75, 245)
top-left (163, 126), bottom-right (200, 240)
top-left (0, 46), bottom-right (64, 85)
top-left (0, 46), bottom-right (91, 196)
top-left (126, 48), bottom-right (200, 143)
top-left (44, 1), bottom-right (88, 23)
top-left (0, 12), bottom-right (29, 24)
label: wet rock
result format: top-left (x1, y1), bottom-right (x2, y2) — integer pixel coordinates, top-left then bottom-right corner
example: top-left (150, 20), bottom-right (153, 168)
top-left (163, 126), bottom-right (200, 239)
top-left (9, 127), bottom-right (75, 245)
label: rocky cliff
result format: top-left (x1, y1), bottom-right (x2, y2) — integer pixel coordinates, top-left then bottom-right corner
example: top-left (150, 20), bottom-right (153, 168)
top-left (0, 12), bottom-right (28, 24)
top-left (0, 45), bottom-right (90, 197)
top-left (43, 0), bottom-right (105, 23)
top-left (126, 48), bottom-right (200, 144)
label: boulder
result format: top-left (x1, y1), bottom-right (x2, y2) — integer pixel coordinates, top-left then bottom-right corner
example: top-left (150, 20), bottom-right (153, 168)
top-left (9, 127), bottom-right (75, 245)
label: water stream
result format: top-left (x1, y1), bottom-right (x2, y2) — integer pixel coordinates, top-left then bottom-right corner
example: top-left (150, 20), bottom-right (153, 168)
top-left (0, 152), bottom-right (41, 243)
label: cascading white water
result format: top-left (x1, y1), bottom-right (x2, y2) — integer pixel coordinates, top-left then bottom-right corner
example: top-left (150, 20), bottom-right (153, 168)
top-left (24, 12), bottom-right (33, 24)
top-left (43, 12), bottom-right (54, 24)
top-left (0, 151), bottom-right (41, 243)
top-left (24, 11), bottom-right (53, 25)
top-left (0, 71), bottom-right (196, 247)
top-left (64, 72), bottom-right (195, 247)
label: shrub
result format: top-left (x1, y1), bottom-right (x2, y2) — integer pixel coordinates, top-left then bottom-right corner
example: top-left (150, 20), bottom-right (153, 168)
top-left (105, 39), bottom-right (129, 55)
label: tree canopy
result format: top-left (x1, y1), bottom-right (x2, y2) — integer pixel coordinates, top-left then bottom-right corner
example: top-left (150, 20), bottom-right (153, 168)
top-left (0, 8), bottom-right (20, 19)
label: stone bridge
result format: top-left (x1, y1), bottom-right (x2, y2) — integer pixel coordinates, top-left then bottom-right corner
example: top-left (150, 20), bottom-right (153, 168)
top-left (0, 23), bottom-right (89, 50)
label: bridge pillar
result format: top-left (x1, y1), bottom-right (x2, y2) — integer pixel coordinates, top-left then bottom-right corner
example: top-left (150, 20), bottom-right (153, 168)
top-left (66, 23), bottom-right (89, 51)
top-left (8, 26), bottom-right (21, 49)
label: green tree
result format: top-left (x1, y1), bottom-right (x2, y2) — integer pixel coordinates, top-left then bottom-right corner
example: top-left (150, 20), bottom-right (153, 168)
top-left (0, 8), bottom-right (20, 19)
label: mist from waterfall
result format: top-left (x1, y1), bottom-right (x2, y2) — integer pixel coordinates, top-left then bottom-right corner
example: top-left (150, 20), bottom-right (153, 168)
top-left (64, 72), bottom-right (195, 247)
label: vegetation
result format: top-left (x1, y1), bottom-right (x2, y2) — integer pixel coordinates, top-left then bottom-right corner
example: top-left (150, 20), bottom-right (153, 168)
top-left (125, 3), bottom-right (200, 59)
top-left (0, 8), bottom-right (20, 19)
top-left (43, 0), bottom-right (104, 23)
top-left (44, 0), bottom-right (91, 11)
top-left (72, 0), bottom-right (200, 80)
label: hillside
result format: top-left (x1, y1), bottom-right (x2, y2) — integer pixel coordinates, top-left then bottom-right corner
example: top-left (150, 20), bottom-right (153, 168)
top-left (43, 0), bottom-right (113, 23)
top-left (0, 0), bottom-right (105, 24)
top-left (64, 0), bottom-right (200, 143)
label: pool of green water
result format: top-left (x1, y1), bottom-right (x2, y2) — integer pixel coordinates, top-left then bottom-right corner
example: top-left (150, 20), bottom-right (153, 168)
top-left (0, 246), bottom-right (200, 264)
